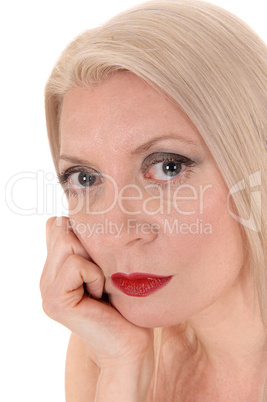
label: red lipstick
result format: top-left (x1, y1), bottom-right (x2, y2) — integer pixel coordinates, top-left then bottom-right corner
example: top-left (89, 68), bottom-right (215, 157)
top-left (111, 273), bottom-right (172, 297)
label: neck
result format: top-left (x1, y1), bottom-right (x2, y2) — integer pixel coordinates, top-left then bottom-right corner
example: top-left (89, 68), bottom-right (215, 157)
top-left (155, 270), bottom-right (267, 400)
top-left (184, 268), bottom-right (267, 399)
top-left (188, 269), bottom-right (266, 365)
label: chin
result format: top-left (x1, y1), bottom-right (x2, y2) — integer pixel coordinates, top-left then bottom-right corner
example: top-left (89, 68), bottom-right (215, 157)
top-left (123, 313), bottom-right (163, 328)
top-left (110, 294), bottom-right (182, 328)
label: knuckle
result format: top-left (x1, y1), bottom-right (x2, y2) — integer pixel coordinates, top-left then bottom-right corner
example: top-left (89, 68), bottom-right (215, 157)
top-left (63, 253), bottom-right (76, 269)
top-left (56, 216), bottom-right (73, 231)
top-left (42, 294), bottom-right (61, 320)
top-left (63, 254), bottom-right (85, 279)
top-left (46, 216), bottom-right (57, 232)
top-left (46, 226), bottom-right (73, 255)
top-left (46, 218), bottom-right (89, 260)
top-left (67, 253), bottom-right (83, 267)
top-left (46, 216), bottom-right (72, 238)
top-left (42, 296), bottom-right (55, 317)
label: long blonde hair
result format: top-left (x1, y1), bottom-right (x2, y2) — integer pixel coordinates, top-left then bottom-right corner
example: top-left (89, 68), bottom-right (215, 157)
top-left (45, 0), bottom-right (267, 324)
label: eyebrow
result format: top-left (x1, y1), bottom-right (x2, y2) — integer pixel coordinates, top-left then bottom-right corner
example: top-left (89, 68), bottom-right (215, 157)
top-left (130, 134), bottom-right (197, 155)
top-left (59, 134), bottom-right (198, 164)
top-left (59, 155), bottom-right (92, 165)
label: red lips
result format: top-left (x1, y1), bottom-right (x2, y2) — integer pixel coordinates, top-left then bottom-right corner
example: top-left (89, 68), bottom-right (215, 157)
top-left (111, 273), bottom-right (172, 297)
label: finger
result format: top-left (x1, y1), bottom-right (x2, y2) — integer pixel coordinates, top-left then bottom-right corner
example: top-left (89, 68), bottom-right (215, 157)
top-left (49, 217), bottom-right (90, 260)
top-left (42, 255), bottom-right (105, 319)
top-left (46, 216), bottom-right (75, 251)
top-left (42, 217), bottom-right (90, 286)
top-left (61, 255), bottom-right (105, 300)
top-left (45, 216), bottom-right (58, 246)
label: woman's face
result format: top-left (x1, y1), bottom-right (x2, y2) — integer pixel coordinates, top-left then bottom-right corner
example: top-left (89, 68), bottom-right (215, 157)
top-left (59, 72), bottom-right (245, 328)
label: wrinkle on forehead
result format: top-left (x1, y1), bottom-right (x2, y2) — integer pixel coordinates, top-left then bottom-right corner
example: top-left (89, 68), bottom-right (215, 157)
top-left (59, 72), bottom-right (206, 162)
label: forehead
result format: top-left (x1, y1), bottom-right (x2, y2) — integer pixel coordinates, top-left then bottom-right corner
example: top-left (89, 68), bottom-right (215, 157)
top-left (59, 72), bottom-right (204, 156)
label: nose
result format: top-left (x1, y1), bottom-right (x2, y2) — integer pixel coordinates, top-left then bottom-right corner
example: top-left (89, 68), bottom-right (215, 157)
top-left (85, 179), bottom-right (159, 249)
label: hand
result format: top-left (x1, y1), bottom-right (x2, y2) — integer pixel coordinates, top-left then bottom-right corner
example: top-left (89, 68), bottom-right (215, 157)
top-left (40, 217), bottom-right (154, 370)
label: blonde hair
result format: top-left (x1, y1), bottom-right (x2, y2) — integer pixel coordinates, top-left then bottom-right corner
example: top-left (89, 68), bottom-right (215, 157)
top-left (45, 0), bottom-right (267, 326)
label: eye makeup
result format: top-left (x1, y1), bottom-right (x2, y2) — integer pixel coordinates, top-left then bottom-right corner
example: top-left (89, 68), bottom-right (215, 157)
top-left (58, 151), bottom-right (196, 196)
top-left (58, 166), bottom-right (102, 197)
top-left (142, 152), bottom-right (195, 182)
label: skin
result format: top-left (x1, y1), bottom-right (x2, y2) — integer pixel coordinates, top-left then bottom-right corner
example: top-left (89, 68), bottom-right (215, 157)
top-left (40, 72), bottom-right (267, 400)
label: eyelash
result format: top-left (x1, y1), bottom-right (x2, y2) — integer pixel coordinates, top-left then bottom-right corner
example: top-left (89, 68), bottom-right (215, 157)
top-left (142, 152), bottom-right (195, 188)
top-left (58, 167), bottom-right (101, 197)
top-left (58, 152), bottom-right (196, 196)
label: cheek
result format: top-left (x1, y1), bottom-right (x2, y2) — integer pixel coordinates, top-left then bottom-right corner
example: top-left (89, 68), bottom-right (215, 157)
top-left (159, 185), bottom-right (245, 298)
top-left (179, 190), bottom-right (243, 265)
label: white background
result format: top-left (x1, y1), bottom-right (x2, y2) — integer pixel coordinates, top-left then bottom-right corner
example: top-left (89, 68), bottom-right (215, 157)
top-left (1, 1), bottom-right (266, 400)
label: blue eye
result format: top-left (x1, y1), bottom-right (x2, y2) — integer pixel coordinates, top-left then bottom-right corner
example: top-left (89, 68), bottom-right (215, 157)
top-left (58, 167), bottom-right (101, 194)
top-left (143, 152), bottom-right (194, 183)
top-left (71, 172), bottom-right (97, 188)
top-left (147, 160), bottom-right (185, 181)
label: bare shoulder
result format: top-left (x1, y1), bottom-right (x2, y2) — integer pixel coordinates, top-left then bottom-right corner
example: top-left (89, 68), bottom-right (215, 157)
top-left (65, 332), bottom-right (100, 402)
